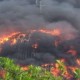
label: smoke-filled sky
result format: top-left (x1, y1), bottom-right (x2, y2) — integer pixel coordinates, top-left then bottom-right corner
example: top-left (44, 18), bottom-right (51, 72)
top-left (0, 0), bottom-right (80, 35)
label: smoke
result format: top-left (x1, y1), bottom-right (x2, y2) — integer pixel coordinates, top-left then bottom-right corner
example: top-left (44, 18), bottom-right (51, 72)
top-left (0, 0), bottom-right (46, 34)
top-left (41, 0), bottom-right (80, 31)
top-left (0, 0), bottom-right (80, 66)
top-left (0, 0), bottom-right (80, 34)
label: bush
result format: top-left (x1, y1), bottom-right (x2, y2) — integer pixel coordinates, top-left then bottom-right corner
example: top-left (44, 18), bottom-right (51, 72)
top-left (0, 57), bottom-right (62, 80)
top-left (0, 57), bottom-right (80, 80)
top-left (74, 68), bottom-right (80, 79)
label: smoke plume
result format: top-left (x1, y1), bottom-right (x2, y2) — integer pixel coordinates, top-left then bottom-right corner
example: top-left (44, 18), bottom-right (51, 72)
top-left (0, 0), bottom-right (80, 34)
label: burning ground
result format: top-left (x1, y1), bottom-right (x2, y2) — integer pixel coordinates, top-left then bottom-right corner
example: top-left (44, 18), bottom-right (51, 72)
top-left (0, 29), bottom-right (80, 79)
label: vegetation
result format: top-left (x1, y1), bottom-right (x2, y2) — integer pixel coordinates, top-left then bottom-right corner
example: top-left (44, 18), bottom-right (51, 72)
top-left (0, 57), bottom-right (62, 80)
top-left (74, 68), bottom-right (80, 79)
top-left (0, 57), bottom-right (80, 80)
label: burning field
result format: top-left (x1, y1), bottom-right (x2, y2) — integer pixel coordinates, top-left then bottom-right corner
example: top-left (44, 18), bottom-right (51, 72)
top-left (0, 0), bottom-right (80, 79)
top-left (0, 29), bottom-right (80, 79)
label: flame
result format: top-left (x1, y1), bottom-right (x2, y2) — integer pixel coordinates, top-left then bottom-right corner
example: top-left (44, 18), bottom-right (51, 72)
top-left (67, 46), bottom-right (77, 56)
top-left (50, 64), bottom-right (75, 79)
top-left (76, 59), bottom-right (80, 66)
top-left (39, 29), bottom-right (61, 36)
top-left (67, 49), bottom-right (77, 56)
top-left (41, 58), bottom-right (80, 79)
top-left (0, 29), bottom-right (61, 47)
top-left (11, 39), bottom-right (17, 45)
top-left (0, 29), bottom-right (61, 46)
top-left (32, 43), bottom-right (38, 49)
top-left (0, 29), bottom-right (79, 79)
top-left (69, 66), bottom-right (78, 72)
top-left (51, 67), bottom-right (60, 76)
top-left (21, 66), bottom-right (29, 71)
top-left (0, 32), bottom-right (20, 45)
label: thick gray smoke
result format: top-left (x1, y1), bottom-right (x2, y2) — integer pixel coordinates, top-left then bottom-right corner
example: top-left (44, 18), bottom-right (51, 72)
top-left (0, 0), bottom-right (45, 35)
top-left (41, 0), bottom-right (80, 31)
top-left (0, 0), bottom-right (80, 67)
top-left (0, 0), bottom-right (80, 35)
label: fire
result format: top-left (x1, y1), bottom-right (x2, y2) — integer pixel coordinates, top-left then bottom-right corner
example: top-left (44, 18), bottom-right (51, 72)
top-left (51, 67), bottom-right (60, 76)
top-left (52, 29), bottom-right (61, 36)
top-left (0, 32), bottom-right (20, 44)
top-left (69, 66), bottom-right (78, 72)
top-left (41, 58), bottom-right (80, 79)
top-left (0, 29), bottom-right (61, 44)
top-left (21, 66), bottom-right (29, 71)
top-left (67, 46), bottom-right (77, 56)
top-left (76, 59), bottom-right (80, 66)
top-left (11, 39), bottom-right (17, 45)
top-left (32, 43), bottom-right (38, 49)
top-left (67, 49), bottom-right (77, 56)
top-left (41, 64), bottom-right (51, 67)
top-left (0, 28), bottom-right (80, 79)
top-left (0, 37), bottom-right (9, 44)
top-left (39, 29), bottom-right (61, 36)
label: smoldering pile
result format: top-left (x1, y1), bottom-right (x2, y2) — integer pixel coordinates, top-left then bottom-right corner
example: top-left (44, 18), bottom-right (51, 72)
top-left (0, 30), bottom-right (80, 67)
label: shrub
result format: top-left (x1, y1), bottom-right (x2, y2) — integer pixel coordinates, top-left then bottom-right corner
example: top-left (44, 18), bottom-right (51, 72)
top-left (0, 57), bottom-right (62, 80)
top-left (74, 68), bottom-right (80, 79)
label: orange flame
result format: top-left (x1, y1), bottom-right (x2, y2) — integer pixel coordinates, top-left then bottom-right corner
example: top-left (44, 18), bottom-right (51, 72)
top-left (11, 39), bottom-right (17, 45)
top-left (39, 29), bottom-right (61, 36)
top-left (67, 46), bottom-right (77, 56)
top-left (21, 66), bottom-right (29, 71)
top-left (32, 43), bottom-right (38, 49)
top-left (0, 32), bottom-right (20, 44)
top-left (76, 59), bottom-right (80, 66)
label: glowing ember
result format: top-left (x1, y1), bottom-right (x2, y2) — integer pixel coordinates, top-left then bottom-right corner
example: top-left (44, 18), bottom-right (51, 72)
top-left (32, 43), bottom-right (38, 49)
top-left (0, 70), bottom-right (6, 79)
top-left (51, 67), bottom-right (60, 76)
top-left (21, 66), bottom-right (29, 71)
top-left (67, 49), bottom-right (77, 56)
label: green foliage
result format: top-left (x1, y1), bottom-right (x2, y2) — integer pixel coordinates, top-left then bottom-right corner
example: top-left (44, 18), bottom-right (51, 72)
top-left (25, 65), bottom-right (63, 80)
top-left (74, 68), bottom-right (80, 79)
top-left (0, 57), bottom-right (21, 80)
top-left (1, 57), bottom-right (80, 80)
top-left (0, 57), bottom-right (63, 80)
